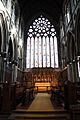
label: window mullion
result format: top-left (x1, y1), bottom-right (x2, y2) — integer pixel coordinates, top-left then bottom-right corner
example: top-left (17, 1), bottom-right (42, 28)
top-left (53, 36), bottom-right (55, 68)
top-left (37, 37), bottom-right (39, 67)
top-left (45, 36), bottom-right (47, 67)
top-left (52, 36), bottom-right (55, 68)
top-left (41, 36), bottom-right (43, 67)
top-left (33, 37), bottom-right (35, 67)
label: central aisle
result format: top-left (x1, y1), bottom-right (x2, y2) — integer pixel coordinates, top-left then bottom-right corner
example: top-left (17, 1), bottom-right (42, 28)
top-left (9, 93), bottom-right (69, 120)
top-left (27, 93), bottom-right (54, 111)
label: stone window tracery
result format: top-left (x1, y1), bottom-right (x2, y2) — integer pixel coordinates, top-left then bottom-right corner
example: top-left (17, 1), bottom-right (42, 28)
top-left (26, 15), bottom-right (59, 68)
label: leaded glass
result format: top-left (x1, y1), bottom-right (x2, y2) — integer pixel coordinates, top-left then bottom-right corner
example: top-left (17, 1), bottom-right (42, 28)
top-left (26, 15), bottom-right (59, 68)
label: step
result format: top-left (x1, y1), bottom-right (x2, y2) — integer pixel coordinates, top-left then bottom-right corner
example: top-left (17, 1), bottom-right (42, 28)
top-left (8, 110), bottom-right (70, 120)
top-left (13, 108), bottom-right (67, 114)
top-left (9, 113), bottom-right (69, 120)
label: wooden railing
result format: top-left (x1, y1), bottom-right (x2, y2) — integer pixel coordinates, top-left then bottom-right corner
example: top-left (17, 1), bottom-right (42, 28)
top-left (34, 86), bottom-right (51, 92)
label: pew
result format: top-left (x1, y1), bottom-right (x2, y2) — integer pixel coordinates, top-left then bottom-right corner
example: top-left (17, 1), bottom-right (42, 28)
top-left (16, 85), bottom-right (25, 105)
top-left (0, 83), bottom-right (3, 111)
top-left (15, 83), bottom-right (34, 106)
top-left (0, 81), bottom-right (34, 113)
top-left (51, 86), bottom-right (64, 105)
top-left (25, 80), bottom-right (34, 103)
top-left (0, 82), bottom-right (26, 112)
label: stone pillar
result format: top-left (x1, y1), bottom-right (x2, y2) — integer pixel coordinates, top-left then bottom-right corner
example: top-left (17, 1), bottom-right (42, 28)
top-left (72, 60), bottom-right (78, 82)
top-left (12, 64), bottom-right (17, 82)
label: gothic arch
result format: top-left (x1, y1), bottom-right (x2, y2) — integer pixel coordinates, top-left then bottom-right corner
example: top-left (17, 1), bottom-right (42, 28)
top-left (0, 13), bottom-right (8, 82)
top-left (0, 13), bottom-right (7, 53)
top-left (26, 14), bottom-right (59, 68)
top-left (75, 8), bottom-right (80, 55)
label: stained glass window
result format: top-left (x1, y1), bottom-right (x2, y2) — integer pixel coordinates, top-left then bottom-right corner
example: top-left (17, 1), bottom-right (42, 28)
top-left (26, 15), bottom-right (59, 68)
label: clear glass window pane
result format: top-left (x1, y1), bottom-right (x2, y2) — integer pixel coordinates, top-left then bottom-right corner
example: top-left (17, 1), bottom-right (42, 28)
top-left (54, 36), bottom-right (59, 68)
top-left (35, 37), bottom-right (38, 67)
top-left (43, 36), bottom-right (46, 67)
top-left (50, 36), bottom-right (54, 68)
top-left (39, 37), bottom-right (42, 67)
top-left (31, 37), bottom-right (34, 68)
top-left (46, 36), bottom-right (50, 67)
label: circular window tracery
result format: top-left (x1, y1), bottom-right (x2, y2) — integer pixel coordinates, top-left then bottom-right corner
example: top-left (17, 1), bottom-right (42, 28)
top-left (27, 15), bottom-right (56, 37)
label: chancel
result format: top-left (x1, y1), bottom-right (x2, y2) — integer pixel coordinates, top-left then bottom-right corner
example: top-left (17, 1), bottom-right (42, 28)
top-left (0, 0), bottom-right (80, 120)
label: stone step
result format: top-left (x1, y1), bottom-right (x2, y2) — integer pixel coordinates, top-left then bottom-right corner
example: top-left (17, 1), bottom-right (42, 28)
top-left (9, 114), bottom-right (69, 120)
top-left (13, 108), bottom-right (67, 114)
top-left (8, 110), bottom-right (70, 120)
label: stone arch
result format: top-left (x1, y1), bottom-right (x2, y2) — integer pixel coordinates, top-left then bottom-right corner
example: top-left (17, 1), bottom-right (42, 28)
top-left (67, 31), bottom-right (76, 62)
top-left (0, 13), bottom-right (7, 82)
top-left (0, 13), bottom-right (7, 53)
top-left (75, 8), bottom-right (80, 55)
top-left (26, 14), bottom-right (59, 68)
top-left (24, 12), bottom-right (60, 68)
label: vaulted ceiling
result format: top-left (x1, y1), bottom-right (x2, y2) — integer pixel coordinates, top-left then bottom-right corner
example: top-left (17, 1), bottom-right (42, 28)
top-left (18, 0), bottom-right (64, 30)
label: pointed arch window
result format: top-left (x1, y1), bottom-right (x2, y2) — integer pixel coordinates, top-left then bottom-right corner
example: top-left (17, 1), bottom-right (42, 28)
top-left (26, 15), bottom-right (59, 68)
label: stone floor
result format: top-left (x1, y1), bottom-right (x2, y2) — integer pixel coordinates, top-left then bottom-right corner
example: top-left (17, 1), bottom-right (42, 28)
top-left (0, 92), bottom-right (70, 120)
top-left (27, 93), bottom-right (54, 111)
top-left (8, 92), bottom-right (70, 120)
